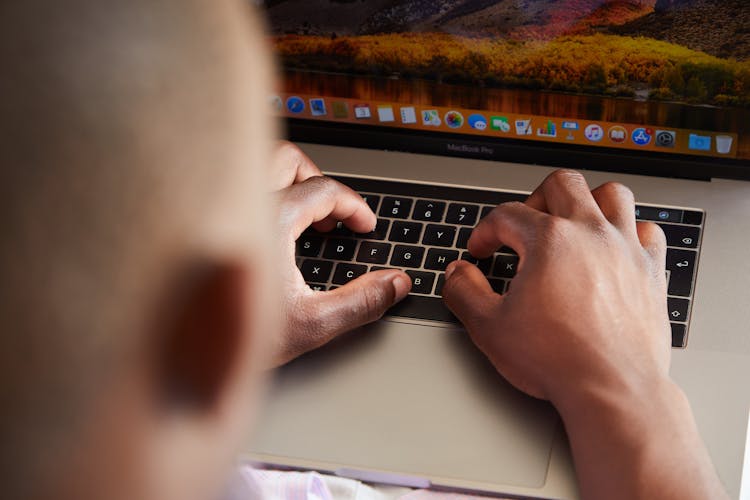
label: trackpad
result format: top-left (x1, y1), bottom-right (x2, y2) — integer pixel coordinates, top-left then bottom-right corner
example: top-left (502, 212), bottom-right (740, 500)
top-left (251, 320), bottom-right (558, 491)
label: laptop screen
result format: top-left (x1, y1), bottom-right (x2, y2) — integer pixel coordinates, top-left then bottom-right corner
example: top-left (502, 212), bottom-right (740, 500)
top-left (262, 1), bottom-right (750, 167)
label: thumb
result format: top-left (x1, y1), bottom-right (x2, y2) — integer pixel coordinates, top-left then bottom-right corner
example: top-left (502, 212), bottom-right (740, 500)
top-left (442, 260), bottom-right (502, 333)
top-left (307, 269), bottom-right (411, 342)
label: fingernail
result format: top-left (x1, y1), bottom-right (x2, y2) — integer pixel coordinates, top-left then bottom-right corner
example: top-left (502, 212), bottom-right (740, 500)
top-left (391, 273), bottom-right (411, 302)
top-left (445, 261), bottom-right (458, 280)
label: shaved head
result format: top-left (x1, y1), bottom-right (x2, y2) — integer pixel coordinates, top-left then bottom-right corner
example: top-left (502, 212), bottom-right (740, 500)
top-left (0, 2), bottom-right (276, 499)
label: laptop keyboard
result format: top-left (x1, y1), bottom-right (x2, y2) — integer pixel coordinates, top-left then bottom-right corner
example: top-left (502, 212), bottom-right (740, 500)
top-left (296, 175), bottom-right (704, 348)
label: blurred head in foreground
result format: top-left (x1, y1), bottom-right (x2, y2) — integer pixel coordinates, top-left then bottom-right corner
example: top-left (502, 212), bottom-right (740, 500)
top-left (0, 1), bottom-right (277, 499)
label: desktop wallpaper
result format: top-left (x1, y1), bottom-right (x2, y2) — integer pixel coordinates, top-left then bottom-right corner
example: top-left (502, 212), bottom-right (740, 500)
top-left (264, 0), bottom-right (750, 159)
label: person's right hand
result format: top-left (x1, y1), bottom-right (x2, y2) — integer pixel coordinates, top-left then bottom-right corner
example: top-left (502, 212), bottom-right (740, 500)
top-left (442, 169), bottom-right (671, 408)
top-left (442, 170), bottom-right (729, 500)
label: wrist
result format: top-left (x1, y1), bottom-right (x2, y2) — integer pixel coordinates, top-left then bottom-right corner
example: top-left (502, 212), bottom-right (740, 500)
top-left (550, 371), bottom-right (727, 500)
top-left (552, 369), bottom-right (683, 434)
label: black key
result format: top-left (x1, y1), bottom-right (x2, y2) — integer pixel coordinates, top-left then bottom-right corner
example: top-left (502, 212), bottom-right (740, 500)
top-left (488, 278), bottom-right (506, 294)
top-left (357, 219), bottom-right (390, 240)
top-left (422, 224), bottom-right (456, 247)
top-left (296, 235), bottom-right (324, 257)
top-left (300, 259), bottom-right (333, 283)
top-left (330, 220), bottom-right (353, 237)
top-left (390, 245), bottom-right (425, 268)
top-left (668, 297), bottom-right (690, 323)
top-left (389, 221), bottom-right (423, 243)
top-left (425, 249), bottom-right (459, 271)
top-left (445, 203), bottom-right (479, 225)
top-left (406, 270), bottom-right (436, 295)
top-left (322, 238), bottom-right (357, 261)
top-left (435, 274), bottom-right (446, 296)
top-left (456, 227), bottom-right (473, 249)
top-left (413, 200), bottom-right (446, 222)
top-left (332, 263), bottom-right (368, 285)
top-left (359, 193), bottom-right (380, 213)
top-left (307, 283), bottom-right (328, 292)
top-left (356, 241), bottom-right (392, 264)
top-left (671, 323), bottom-right (687, 348)
top-left (493, 254), bottom-right (519, 278)
top-left (682, 210), bottom-right (703, 226)
top-left (499, 246), bottom-right (517, 256)
top-left (379, 197), bottom-right (413, 219)
top-left (461, 252), bottom-right (492, 274)
top-left (666, 248), bottom-right (697, 297)
top-left (658, 224), bottom-right (700, 249)
top-left (480, 206), bottom-right (494, 219)
top-left (370, 266), bottom-right (398, 273)
top-left (635, 205), bottom-right (682, 223)
top-left (388, 295), bottom-right (456, 323)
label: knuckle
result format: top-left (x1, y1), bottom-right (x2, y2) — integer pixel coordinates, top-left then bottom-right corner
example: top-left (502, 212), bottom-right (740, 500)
top-left (640, 221), bottom-right (667, 247)
top-left (302, 175), bottom-right (337, 198)
top-left (304, 174), bottom-right (333, 189)
top-left (547, 168), bottom-right (584, 187)
top-left (597, 181), bottom-right (634, 202)
top-left (442, 265), bottom-right (470, 298)
top-left (359, 284), bottom-right (390, 320)
top-left (540, 215), bottom-right (569, 239)
top-left (499, 200), bottom-right (526, 213)
top-left (488, 201), bottom-right (522, 225)
top-left (277, 140), bottom-right (304, 162)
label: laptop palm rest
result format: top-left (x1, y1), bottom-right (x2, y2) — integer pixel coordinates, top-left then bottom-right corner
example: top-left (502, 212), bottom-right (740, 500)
top-left (251, 318), bottom-right (559, 490)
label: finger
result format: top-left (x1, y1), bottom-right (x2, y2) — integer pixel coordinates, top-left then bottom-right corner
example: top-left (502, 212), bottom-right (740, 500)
top-left (637, 221), bottom-right (667, 264)
top-left (525, 169), bottom-right (601, 219)
top-left (270, 141), bottom-right (323, 191)
top-left (301, 270), bottom-right (411, 347)
top-left (278, 176), bottom-right (376, 238)
top-left (590, 182), bottom-right (638, 238)
top-left (467, 202), bottom-right (546, 259)
top-left (442, 261), bottom-right (502, 334)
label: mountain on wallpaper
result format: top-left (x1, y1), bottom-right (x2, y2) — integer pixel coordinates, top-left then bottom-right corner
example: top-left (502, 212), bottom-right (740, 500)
top-left (265, 0), bottom-right (749, 61)
top-left (266, 0), bottom-right (750, 109)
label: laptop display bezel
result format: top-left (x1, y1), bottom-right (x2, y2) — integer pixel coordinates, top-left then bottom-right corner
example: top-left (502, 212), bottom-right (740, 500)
top-left (286, 118), bottom-right (750, 182)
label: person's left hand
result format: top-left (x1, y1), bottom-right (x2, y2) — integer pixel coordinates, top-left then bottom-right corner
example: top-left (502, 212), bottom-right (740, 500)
top-left (267, 142), bottom-right (411, 367)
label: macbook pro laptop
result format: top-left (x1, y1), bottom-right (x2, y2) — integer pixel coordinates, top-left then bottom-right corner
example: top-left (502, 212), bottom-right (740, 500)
top-left (247, 2), bottom-right (750, 498)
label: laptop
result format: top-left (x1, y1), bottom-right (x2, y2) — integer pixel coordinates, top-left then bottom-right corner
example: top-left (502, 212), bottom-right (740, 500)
top-left (247, 2), bottom-right (750, 498)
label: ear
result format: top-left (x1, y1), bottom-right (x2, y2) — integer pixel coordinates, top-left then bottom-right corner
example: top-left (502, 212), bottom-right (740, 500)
top-left (155, 261), bottom-right (254, 413)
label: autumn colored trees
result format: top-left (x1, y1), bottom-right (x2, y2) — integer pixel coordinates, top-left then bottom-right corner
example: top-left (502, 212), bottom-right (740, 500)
top-left (274, 33), bottom-right (750, 106)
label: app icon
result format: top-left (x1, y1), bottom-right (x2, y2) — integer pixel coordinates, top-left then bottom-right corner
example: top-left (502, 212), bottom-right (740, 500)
top-left (354, 104), bottom-right (371, 119)
top-left (286, 96), bottom-right (305, 114)
top-left (655, 130), bottom-right (676, 148)
top-left (309, 98), bottom-right (326, 116)
top-left (562, 121), bottom-right (580, 131)
top-left (468, 114), bottom-right (488, 131)
top-left (377, 105), bottom-right (395, 123)
top-left (490, 116), bottom-right (510, 132)
top-left (445, 111), bottom-right (464, 129)
top-left (631, 128), bottom-right (653, 146)
top-left (584, 124), bottom-right (604, 142)
top-left (716, 135), bottom-right (733, 154)
top-left (270, 95), bottom-right (283, 111)
top-left (515, 119), bottom-right (532, 136)
top-left (537, 120), bottom-right (557, 138)
top-left (400, 106), bottom-right (417, 124)
top-left (688, 134), bottom-right (711, 151)
top-left (422, 109), bottom-right (441, 126)
top-left (332, 101), bottom-right (349, 118)
top-left (608, 126), bottom-right (627, 144)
